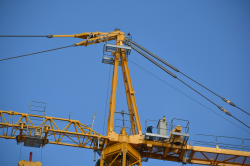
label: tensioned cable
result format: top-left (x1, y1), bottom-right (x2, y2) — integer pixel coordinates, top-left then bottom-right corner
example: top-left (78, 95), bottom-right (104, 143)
top-left (19, 143), bottom-right (22, 160)
top-left (180, 72), bottom-right (250, 116)
top-left (0, 44), bottom-right (76, 61)
top-left (0, 34), bottom-right (53, 38)
top-left (128, 59), bottom-right (250, 135)
top-left (230, 114), bottom-right (250, 129)
top-left (235, 106), bottom-right (250, 116)
top-left (178, 78), bottom-right (250, 129)
top-left (41, 147), bottom-right (43, 162)
top-left (103, 65), bottom-right (112, 135)
top-left (126, 42), bottom-right (250, 129)
top-left (125, 37), bottom-right (249, 116)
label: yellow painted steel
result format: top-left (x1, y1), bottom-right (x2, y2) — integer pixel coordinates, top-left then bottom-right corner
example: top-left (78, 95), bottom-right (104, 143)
top-left (0, 110), bottom-right (107, 149)
top-left (120, 48), bottom-right (142, 135)
top-left (120, 49), bottom-right (137, 135)
top-left (52, 31), bottom-right (122, 47)
top-left (106, 47), bottom-right (120, 135)
top-left (138, 139), bottom-right (250, 166)
top-left (18, 160), bottom-right (42, 166)
top-left (106, 32), bottom-right (142, 136)
top-left (1, 29), bottom-right (250, 166)
top-left (100, 142), bottom-right (141, 166)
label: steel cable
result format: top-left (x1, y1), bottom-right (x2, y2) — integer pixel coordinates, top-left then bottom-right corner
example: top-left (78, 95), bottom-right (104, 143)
top-left (177, 79), bottom-right (250, 128)
top-left (129, 44), bottom-right (177, 78)
top-left (179, 72), bottom-right (221, 98)
top-left (0, 44), bottom-right (76, 62)
top-left (129, 44), bottom-right (250, 130)
top-left (180, 72), bottom-right (250, 116)
top-left (125, 38), bottom-right (249, 116)
top-left (19, 143), bottom-right (22, 161)
top-left (128, 59), bottom-right (250, 134)
top-left (0, 34), bottom-right (53, 38)
top-left (230, 114), bottom-right (250, 129)
top-left (177, 78), bottom-right (219, 107)
top-left (129, 43), bottom-right (222, 109)
top-left (103, 64), bottom-right (112, 135)
top-left (41, 147), bottom-right (43, 162)
top-left (235, 106), bottom-right (250, 116)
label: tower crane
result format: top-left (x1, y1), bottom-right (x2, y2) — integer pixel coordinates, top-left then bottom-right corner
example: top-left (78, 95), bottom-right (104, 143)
top-left (0, 29), bottom-right (250, 166)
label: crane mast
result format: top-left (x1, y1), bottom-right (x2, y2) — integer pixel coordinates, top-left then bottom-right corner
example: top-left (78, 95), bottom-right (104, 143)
top-left (0, 29), bottom-right (249, 166)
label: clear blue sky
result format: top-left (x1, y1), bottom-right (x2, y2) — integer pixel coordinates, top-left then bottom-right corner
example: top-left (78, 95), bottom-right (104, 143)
top-left (0, 1), bottom-right (249, 166)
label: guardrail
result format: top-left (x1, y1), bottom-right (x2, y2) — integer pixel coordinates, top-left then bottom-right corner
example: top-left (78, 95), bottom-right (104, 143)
top-left (145, 119), bottom-right (171, 136)
top-left (171, 118), bottom-right (189, 134)
top-left (194, 134), bottom-right (250, 152)
top-left (114, 119), bottom-right (136, 135)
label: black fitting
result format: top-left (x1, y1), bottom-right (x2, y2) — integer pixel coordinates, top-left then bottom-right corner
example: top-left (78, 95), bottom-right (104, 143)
top-left (131, 45), bottom-right (177, 78)
top-left (125, 37), bottom-right (180, 72)
top-left (225, 111), bottom-right (232, 116)
top-left (218, 106), bottom-right (224, 111)
top-left (221, 97), bottom-right (227, 102)
top-left (221, 97), bottom-right (236, 107)
top-left (218, 106), bottom-right (232, 116)
top-left (124, 41), bottom-right (129, 45)
top-left (46, 34), bottom-right (53, 38)
top-left (229, 101), bottom-right (236, 107)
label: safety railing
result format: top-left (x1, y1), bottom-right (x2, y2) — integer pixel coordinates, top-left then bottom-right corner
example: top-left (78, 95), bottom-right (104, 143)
top-left (24, 101), bottom-right (47, 148)
top-left (144, 118), bottom-right (190, 146)
top-left (170, 118), bottom-right (189, 134)
top-left (114, 119), bottom-right (136, 135)
top-left (26, 101), bottom-right (46, 138)
top-left (194, 134), bottom-right (250, 152)
top-left (102, 33), bottom-right (131, 66)
top-left (145, 119), bottom-right (171, 136)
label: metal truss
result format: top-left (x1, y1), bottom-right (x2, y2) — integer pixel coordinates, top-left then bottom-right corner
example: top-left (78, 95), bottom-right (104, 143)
top-left (53, 31), bottom-right (122, 47)
top-left (137, 140), bottom-right (250, 166)
top-left (0, 110), bottom-right (107, 149)
top-left (1, 110), bottom-right (250, 165)
top-left (1, 29), bottom-right (250, 166)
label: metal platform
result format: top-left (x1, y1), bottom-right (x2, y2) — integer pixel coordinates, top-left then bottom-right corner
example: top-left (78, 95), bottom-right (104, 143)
top-left (24, 136), bottom-right (42, 148)
top-left (24, 101), bottom-right (46, 148)
top-left (102, 56), bottom-right (121, 66)
top-left (171, 132), bottom-right (189, 137)
top-left (169, 132), bottom-right (189, 146)
top-left (105, 43), bottom-right (131, 53)
top-left (145, 132), bottom-right (170, 140)
top-left (102, 34), bottom-right (131, 66)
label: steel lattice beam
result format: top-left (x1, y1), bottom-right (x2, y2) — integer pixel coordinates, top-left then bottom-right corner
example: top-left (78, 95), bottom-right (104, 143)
top-left (0, 110), bottom-right (107, 149)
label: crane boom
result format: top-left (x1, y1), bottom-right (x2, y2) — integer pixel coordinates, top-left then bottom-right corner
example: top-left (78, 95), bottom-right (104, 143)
top-left (1, 110), bottom-right (249, 165)
top-left (0, 110), bottom-right (107, 149)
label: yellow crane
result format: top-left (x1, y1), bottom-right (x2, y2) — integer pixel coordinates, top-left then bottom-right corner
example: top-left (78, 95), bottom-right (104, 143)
top-left (0, 29), bottom-right (249, 166)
